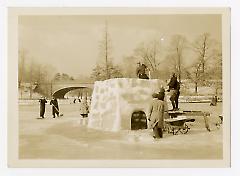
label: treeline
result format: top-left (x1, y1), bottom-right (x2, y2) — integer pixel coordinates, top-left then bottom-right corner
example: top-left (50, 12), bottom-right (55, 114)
top-left (18, 50), bottom-right (57, 97)
top-left (53, 73), bottom-right (75, 82)
top-left (90, 24), bottom-right (222, 93)
top-left (18, 51), bottom-right (76, 97)
top-left (18, 49), bottom-right (91, 98)
top-left (19, 24), bottom-right (222, 96)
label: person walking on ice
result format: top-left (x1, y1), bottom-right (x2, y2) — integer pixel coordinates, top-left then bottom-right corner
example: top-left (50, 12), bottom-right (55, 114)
top-left (39, 96), bottom-right (47, 118)
top-left (79, 96), bottom-right (89, 125)
top-left (50, 96), bottom-right (59, 118)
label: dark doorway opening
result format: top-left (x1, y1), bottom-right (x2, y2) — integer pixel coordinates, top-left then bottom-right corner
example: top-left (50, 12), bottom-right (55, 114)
top-left (131, 111), bottom-right (147, 130)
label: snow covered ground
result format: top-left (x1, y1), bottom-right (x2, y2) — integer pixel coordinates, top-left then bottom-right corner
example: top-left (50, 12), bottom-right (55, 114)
top-left (19, 102), bottom-right (223, 159)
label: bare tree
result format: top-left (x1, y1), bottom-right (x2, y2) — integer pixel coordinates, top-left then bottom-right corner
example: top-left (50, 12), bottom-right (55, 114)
top-left (185, 60), bottom-right (204, 93)
top-left (186, 34), bottom-right (221, 94)
top-left (165, 53), bottom-right (178, 73)
top-left (98, 21), bottom-right (112, 79)
top-left (168, 35), bottom-right (187, 83)
top-left (91, 62), bottom-right (123, 81)
top-left (205, 43), bottom-right (222, 96)
top-left (29, 60), bottom-right (34, 99)
top-left (18, 50), bottom-right (58, 98)
top-left (92, 21), bottom-right (123, 81)
top-left (207, 41), bottom-right (222, 80)
top-left (104, 21), bottom-right (110, 79)
top-left (18, 49), bottom-right (27, 89)
top-left (91, 64), bottom-right (102, 81)
top-left (192, 33), bottom-right (212, 75)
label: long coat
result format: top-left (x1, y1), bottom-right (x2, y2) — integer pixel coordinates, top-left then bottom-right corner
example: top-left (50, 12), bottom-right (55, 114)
top-left (50, 98), bottom-right (59, 114)
top-left (39, 98), bottom-right (47, 116)
top-left (148, 98), bottom-right (165, 129)
top-left (168, 75), bottom-right (178, 90)
top-left (79, 100), bottom-right (89, 115)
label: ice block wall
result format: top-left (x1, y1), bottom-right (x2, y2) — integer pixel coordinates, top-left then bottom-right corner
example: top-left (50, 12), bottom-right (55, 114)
top-left (88, 78), bottom-right (166, 131)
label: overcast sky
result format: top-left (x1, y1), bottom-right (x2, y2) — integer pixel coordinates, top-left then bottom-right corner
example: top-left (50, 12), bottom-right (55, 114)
top-left (18, 15), bottom-right (221, 77)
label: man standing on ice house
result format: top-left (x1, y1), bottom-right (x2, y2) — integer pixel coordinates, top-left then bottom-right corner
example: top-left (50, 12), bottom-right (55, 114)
top-left (136, 62), bottom-right (149, 79)
top-left (148, 93), bottom-right (165, 139)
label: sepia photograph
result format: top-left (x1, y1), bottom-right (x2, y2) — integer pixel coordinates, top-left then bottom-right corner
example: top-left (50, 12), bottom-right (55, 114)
top-left (8, 7), bottom-right (230, 167)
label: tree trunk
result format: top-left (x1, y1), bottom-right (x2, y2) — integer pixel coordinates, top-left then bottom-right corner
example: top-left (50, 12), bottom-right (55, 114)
top-left (195, 82), bottom-right (198, 93)
top-left (178, 65), bottom-right (181, 83)
top-left (105, 22), bottom-right (110, 79)
top-left (176, 46), bottom-right (182, 83)
top-left (30, 83), bottom-right (32, 99)
top-left (30, 63), bottom-right (33, 99)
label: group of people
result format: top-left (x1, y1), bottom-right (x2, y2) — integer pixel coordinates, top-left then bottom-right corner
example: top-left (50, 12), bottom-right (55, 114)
top-left (39, 96), bottom-right (60, 118)
top-left (136, 61), bottom-right (181, 110)
top-left (147, 74), bottom-right (180, 139)
top-left (39, 96), bottom-right (90, 119)
top-left (136, 62), bottom-right (181, 139)
top-left (73, 98), bottom-right (81, 104)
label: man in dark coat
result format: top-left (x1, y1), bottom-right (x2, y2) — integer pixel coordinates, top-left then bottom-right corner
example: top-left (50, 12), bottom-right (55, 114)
top-left (39, 97), bottom-right (47, 118)
top-left (50, 97), bottom-right (59, 118)
top-left (175, 81), bottom-right (180, 110)
top-left (136, 63), bottom-right (149, 79)
top-left (168, 73), bottom-right (178, 90)
top-left (167, 73), bottom-right (178, 110)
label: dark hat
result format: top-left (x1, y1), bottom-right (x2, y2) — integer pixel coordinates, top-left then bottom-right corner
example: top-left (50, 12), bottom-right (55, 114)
top-left (158, 92), bottom-right (165, 101)
top-left (152, 93), bottom-right (159, 98)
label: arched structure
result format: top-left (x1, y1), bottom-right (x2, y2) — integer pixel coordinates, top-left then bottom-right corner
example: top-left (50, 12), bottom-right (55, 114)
top-left (52, 86), bottom-right (92, 99)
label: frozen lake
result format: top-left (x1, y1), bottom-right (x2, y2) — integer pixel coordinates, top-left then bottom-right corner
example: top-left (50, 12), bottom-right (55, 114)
top-left (19, 102), bottom-right (223, 159)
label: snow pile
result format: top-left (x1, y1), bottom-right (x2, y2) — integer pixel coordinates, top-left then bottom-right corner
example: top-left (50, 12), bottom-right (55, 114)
top-left (88, 78), bottom-right (166, 131)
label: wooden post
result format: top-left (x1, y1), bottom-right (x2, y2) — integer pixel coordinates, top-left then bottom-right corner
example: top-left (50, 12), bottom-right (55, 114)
top-left (30, 83), bottom-right (32, 99)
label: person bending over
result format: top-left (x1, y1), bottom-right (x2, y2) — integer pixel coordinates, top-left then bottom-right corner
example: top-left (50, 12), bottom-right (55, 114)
top-left (148, 93), bottom-right (165, 139)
